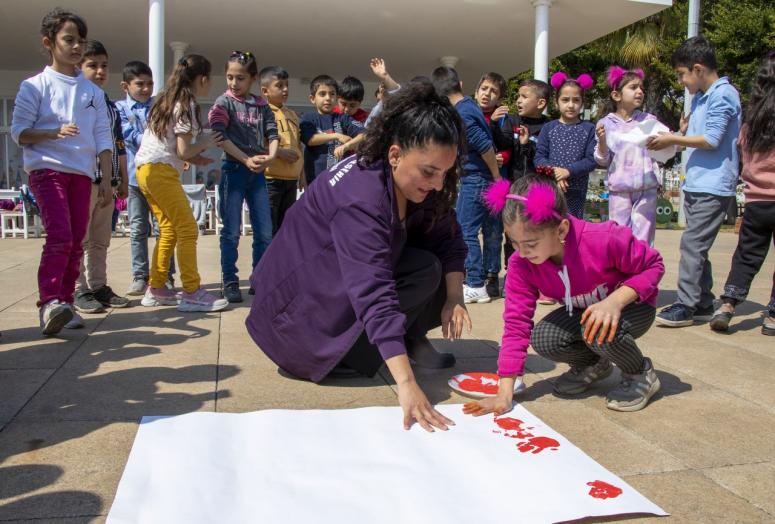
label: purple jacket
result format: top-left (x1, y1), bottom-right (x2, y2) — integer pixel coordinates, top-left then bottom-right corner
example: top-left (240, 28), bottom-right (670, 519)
top-left (500, 216), bottom-right (664, 377)
top-left (246, 156), bottom-right (467, 382)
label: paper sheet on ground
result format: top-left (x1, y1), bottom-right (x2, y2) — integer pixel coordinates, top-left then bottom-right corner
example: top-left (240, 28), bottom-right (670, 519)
top-left (107, 405), bottom-right (667, 524)
top-left (609, 118), bottom-right (677, 164)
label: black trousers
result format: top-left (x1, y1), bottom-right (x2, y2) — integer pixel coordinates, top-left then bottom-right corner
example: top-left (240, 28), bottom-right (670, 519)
top-left (721, 201), bottom-right (775, 315)
top-left (266, 178), bottom-right (298, 236)
top-left (340, 248), bottom-right (446, 377)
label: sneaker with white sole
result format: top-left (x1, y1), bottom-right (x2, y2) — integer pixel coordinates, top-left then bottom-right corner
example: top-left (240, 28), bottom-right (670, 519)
top-left (553, 358), bottom-right (613, 396)
top-left (178, 288), bottom-right (229, 312)
top-left (64, 312), bottom-right (85, 329)
top-left (463, 285), bottom-right (491, 304)
top-left (606, 357), bottom-right (661, 412)
top-left (39, 300), bottom-right (73, 336)
top-left (126, 277), bottom-right (148, 296)
top-left (141, 286), bottom-right (179, 307)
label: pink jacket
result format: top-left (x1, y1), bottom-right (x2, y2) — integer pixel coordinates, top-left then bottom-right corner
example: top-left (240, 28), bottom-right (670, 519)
top-left (500, 216), bottom-right (664, 376)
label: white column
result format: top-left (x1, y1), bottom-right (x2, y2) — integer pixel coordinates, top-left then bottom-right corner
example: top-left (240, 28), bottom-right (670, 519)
top-left (677, 0), bottom-right (701, 227)
top-left (532, 0), bottom-right (552, 82)
top-left (170, 41), bottom-right (189, 66)
top-left (148, 0), bottom-right (165, 95)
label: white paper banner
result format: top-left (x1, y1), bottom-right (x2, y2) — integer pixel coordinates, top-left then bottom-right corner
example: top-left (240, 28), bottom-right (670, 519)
top-left (609, 118), bottom-right (677, 164)
top-left (108, 405), bottom-right (667, 524)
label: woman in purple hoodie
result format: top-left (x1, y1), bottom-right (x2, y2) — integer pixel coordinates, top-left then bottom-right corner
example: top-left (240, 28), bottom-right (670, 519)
top-left (246, 81), bottom-right (471, 432)
top-left (465, 175), bottom-right (665, 417)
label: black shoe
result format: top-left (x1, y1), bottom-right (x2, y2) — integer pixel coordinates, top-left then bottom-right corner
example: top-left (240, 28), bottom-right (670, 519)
top-left (327, 363), bottom-right (365, 379)
top-left (709, 309), bottom-right (733, 332)
top-left (222, 282), bottom-right (243, 303)
top-left (694, 304), bottom-right (715, 321)
top-left (406, 335), bottom-right (456, 368)
top-left (248, 287), bottom-right (255, 296)
top-left (485, 274), bottom-right (500, 299)
top-left (74, 292), bottom-right (105, 314)
top-left (93, 285), bottom-right (130, 308)
top-left (763, 316), bottom-right (775, 336)
top-left (655, 303), bottom-right (693, 327)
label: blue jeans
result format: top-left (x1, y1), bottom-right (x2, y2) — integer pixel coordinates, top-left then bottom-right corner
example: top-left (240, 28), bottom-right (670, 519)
top-left (128, 184), bottom-right (175, 280)
top-left (218, 161), bottom-right (273, 285)
top-left (456, 174), bottom-right (503, 287)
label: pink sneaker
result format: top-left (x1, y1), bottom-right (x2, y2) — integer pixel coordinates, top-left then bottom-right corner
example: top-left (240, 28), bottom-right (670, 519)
top-left (537, 293), bottom-right (557, 306)
top-left (140, 286), bottom-right (179, 307)
top-left (178, 288), bottom-right (229, 312)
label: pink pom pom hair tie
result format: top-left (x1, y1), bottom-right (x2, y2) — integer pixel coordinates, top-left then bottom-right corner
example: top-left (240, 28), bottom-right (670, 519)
top-left (550, 71), bottom-right (595, 91)
top-left (483, 180), bottom-right (562, 224)
top-left (607, 66), bottom-right (645, 89)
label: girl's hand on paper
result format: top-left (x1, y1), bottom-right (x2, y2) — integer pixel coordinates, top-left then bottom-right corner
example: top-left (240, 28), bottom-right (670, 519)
top-left (463, 378), bottom-right (514, 417)
top-left (398, 380), bottom-right (454, 432)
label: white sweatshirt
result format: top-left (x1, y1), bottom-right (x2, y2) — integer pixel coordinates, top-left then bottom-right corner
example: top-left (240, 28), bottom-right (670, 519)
top-left (11, 66), bottom-right (113, 180)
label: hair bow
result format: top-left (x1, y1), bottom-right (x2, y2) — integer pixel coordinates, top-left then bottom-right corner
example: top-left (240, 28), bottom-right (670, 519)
top-left (550, 71), bottom-right (594, 91)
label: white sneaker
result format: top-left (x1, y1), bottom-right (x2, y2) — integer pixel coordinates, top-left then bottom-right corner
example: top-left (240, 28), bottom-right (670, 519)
top-left (64, 312), bottom-right (85, 329)
top-left (39, 300), bottom-right (73, 336)
top-left (141, 286), bottom-right (179, 307)
top-left (464, 285), bottom-right (491, 304)
top-left (178, 288), bottom-right (229, 312)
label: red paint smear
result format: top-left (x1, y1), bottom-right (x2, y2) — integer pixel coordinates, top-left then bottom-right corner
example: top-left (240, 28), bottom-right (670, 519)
top-left (587, 480), bottom-right (623, 499)
top-left (516, 436), bottom-right (560, 454)
top-left (494, 417), bottom-right (534, 439)
top-left (455, 373), bottom-right (500, 395)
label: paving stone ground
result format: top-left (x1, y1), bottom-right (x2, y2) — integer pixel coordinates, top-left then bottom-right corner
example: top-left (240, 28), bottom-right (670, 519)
top-left (0, 229), bottom-right (773, 523)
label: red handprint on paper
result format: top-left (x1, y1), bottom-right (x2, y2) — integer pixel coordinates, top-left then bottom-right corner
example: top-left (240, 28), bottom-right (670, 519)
top-left (516, 436), bottom-right (560, 454)
top-left (493, 417), bottom-right (534, 439)
top-left (587, 480), bottom-right (623, 499)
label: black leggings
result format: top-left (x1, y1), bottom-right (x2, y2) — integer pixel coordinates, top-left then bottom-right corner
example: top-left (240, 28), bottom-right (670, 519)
top-left (720, 201), bottom-right (775, 315)
top-left (339, 248), bottom-right (446, 377)
top-left (531, 302), bottom-right (655, 375)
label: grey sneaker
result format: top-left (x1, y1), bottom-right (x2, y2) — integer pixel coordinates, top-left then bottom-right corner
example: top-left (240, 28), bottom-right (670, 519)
top-left (126, 277), bottom-right (148, 296)
top-left (39, 300), bottom-right (73, 336)
top-left (64, 312), bottom-right (85, 329)
top-left (222, 282), bottom-right (243, 303)
top-left (74, 292), bottom-right (105, 314)
top-left (553, 358), bottom-right (613, 396)
top-left (606, 357), bottom-right (661, 412)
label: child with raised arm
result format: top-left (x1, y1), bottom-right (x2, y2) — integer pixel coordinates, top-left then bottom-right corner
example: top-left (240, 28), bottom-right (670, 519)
top-left (11, 9), bottom-right (113, 335)
top-left (535, 72), bottom-right (597, 219)
top-left (208, 51), bottom-right (279, 303)
top-left (135, 54), bottom-right (227, 312)
top-left (596, 67), bottom-right (666, 246)
top-left (465, 175), bottom-right (664, 415)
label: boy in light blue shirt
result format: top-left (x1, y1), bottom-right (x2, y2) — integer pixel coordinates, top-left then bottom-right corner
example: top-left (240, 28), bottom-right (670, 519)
top-left (115, 60), bottom-right (175, 295)
top-left (648, 36), bottom-right (742, 327)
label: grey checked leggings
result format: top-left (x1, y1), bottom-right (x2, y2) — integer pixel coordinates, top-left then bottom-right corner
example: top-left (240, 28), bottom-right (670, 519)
top-left (530, 302), bottom-right (656, 375)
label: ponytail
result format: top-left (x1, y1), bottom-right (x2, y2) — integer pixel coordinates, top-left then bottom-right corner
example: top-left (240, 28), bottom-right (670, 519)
top-left (147, 54), bottom-right (211, 139)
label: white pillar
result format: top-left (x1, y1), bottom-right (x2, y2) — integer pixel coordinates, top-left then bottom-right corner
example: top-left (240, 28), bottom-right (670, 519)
top-left (677, 0), bottom-right (701, 227)
top-left (170, 41), bottom-right (189, 67)
top-left (148, 0), bottom-right (165, 95)
top-left (532, 0), bottom-right (552, 82)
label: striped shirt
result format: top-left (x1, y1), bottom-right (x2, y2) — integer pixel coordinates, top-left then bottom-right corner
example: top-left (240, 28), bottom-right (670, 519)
top-left (95, 94), bottom-right (126, 185)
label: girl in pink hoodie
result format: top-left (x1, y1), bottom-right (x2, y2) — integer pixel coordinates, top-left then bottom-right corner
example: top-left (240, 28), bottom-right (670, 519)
top-left (464, 175), bottom-right (665, 415)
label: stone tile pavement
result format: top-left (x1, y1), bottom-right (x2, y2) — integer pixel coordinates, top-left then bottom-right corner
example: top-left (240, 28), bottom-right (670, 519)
top-left (0, 229), bottom-right (773, 522)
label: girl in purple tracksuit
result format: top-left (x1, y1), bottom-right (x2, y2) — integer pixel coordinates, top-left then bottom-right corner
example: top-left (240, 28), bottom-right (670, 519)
top-left (465, 175), bottom-right (664, 418)
top-left (595, 67), bottom-right (665, 245)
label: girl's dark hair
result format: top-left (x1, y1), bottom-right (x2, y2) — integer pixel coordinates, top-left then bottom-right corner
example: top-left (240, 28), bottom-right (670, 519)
top-left (357, 80), bottom-right (465, 218)
top-left (602, 71), bottom-right (643, 116)
top-left (502, 174), bottom-right (568, 229)
top-left (743, 52), bottom-right (775, 155)
top-left (41, 7), bottom-right (87, 44)
top-left (147, 54), bottom-right (211, 139)
top-left (555, 80), bottom-right (585, 104)
top-left (226, 50), bottom-right (257, 77)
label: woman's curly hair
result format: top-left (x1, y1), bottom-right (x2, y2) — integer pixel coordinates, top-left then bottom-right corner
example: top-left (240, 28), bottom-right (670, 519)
top-left (357, 79), bottom-right (466, 218)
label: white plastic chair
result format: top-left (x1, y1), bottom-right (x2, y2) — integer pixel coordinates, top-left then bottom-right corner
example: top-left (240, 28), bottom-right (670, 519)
top-left (0, 188), bottom-right (43, 239)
